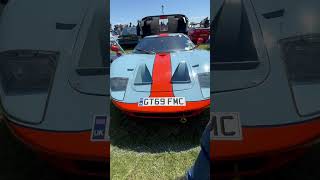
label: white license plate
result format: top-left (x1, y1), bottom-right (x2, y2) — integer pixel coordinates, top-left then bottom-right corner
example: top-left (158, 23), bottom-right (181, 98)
top-left (210, 112), bottom-right (242, 141)
top-left (138, 97), bottom-right (186, 107)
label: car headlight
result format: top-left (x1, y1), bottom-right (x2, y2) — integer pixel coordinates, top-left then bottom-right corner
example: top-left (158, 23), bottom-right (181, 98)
top-left (198, 72), bottom-right (210, 88)
top-left (110, 77), bottom-right (128, 91)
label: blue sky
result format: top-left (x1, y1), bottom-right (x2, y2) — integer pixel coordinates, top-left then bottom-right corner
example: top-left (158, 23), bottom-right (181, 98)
top-left (110, 0), bottom-right (210, 25)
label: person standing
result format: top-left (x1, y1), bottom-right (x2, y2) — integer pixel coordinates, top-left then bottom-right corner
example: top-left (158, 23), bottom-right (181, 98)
top-left (136, 21), bottom-right (141, 36)
top-left (185, 120), bottom-right (211, 180)
top-left (204, 17), bottom-right (210, 28)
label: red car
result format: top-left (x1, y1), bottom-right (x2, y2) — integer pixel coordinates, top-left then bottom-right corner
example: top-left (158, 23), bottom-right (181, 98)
top-left (188, 27), bottom-right (210, 44)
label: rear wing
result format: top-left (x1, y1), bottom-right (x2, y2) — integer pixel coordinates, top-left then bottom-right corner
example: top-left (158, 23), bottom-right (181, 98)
top-left (140, 14), bottom-right (189, 37)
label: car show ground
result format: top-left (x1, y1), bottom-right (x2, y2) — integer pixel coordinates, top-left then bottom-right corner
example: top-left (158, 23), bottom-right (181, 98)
top-left (110, 103), bottom-right (208, 180)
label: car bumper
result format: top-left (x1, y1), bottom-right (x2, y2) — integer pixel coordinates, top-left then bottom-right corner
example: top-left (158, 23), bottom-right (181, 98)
top-left (3, 117), bottom-right (109, 176)
top-left (211, 118), bottom-right (320, 177)
top-left (112, 99), bottom-right (210, 119)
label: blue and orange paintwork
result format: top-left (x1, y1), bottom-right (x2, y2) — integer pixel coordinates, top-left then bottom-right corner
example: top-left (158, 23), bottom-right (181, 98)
top-left (110, 33), bottom-right (210, 118)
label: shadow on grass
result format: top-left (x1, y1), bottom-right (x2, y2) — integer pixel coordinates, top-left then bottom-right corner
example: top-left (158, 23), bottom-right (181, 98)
top-left (110, 103), bottom-right (209, 153)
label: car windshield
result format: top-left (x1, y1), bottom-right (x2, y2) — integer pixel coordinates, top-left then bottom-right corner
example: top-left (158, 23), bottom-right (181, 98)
top-left (133, 35), bottom-right (195, 54)
top-left (122, 27), bottom-right (137, 35)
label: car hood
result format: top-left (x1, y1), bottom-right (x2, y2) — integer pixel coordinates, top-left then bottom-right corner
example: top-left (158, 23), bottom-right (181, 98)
top-left (111, 50), bottom-right (209, 103)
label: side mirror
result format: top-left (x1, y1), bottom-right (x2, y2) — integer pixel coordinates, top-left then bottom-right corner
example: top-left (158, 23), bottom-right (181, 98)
top-left (197, 38), bottom-right (204, 46)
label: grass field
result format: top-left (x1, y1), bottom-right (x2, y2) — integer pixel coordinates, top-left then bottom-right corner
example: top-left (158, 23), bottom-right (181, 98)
top-left (110, 103), bottom-right (209, 180)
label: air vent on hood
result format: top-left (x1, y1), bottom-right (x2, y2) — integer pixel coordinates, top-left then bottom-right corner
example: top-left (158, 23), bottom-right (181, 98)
top-left (134, 64), bottom-right (152, 85)
top-left (171, 61), bottom-right (191, 83)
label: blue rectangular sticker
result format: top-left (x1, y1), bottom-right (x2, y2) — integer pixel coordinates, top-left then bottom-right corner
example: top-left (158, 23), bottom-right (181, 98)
top-left (91, 115), bottom-right (109, 141)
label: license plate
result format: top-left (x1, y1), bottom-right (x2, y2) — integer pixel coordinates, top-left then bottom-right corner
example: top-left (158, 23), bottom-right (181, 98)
top-left (138, 97), bottom-right (186, 107)
top-left (210, 112), bottom-right (242, 141)
top-left (200, 34), bottom-right (207, 37)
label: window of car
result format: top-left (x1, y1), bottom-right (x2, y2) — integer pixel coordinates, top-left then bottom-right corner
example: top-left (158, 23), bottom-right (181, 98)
top-left (133, 34), bottom-right (195, 54)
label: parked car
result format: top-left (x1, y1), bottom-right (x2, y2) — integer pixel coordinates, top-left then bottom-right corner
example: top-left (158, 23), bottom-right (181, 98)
top-left (110, 30), bottom-right (119, 41)
top-left (110, 35), bottom-right (125, 62)
top-left (118, 27), bottom-right (139, 47)
top-left (110, 33), bottom-right (210, 122)
top-left (188, 27), bottom-right (210, 44)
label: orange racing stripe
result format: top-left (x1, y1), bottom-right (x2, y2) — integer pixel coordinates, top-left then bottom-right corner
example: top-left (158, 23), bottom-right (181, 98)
top-left (6, 121), bottom-right (109, 161)
top-left (210, 118), bottom-right (320, 160)
top-left (150, 53), bottom-right (174, 97)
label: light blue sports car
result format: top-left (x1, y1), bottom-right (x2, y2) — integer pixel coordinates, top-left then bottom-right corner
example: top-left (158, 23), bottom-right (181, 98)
top-left (110, 33), bottom-right (210, 121)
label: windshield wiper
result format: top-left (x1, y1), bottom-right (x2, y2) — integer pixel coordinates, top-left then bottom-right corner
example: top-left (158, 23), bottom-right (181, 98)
top-left (135, 48), bottom-right (155, 54)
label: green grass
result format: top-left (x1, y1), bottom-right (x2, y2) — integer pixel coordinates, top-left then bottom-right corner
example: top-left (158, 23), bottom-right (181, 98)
top-left (198, 44), bottom-right (210, 51)
top-left (110, 104), bottom-right (209, 180)
top-left (111, 147), bottom-right (200, 180)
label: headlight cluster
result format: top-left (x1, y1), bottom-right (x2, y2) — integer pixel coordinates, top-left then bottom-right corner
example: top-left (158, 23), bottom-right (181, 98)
top-left (110, 77), bottom-right (128, 91)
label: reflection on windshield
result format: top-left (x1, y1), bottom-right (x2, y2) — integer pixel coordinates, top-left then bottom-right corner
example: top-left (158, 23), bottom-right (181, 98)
top-left (133, 35), bottom-right (195, 54)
